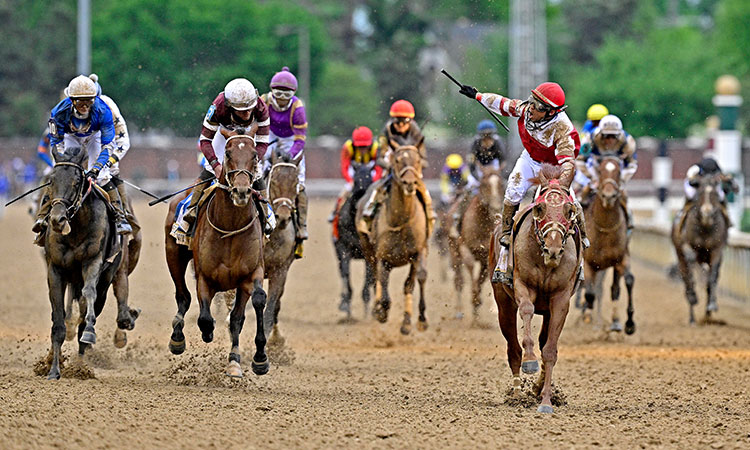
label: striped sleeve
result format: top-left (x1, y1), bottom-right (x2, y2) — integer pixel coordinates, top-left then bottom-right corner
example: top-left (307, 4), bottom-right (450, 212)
top-left (477, 93), bottom-right (525, 118)
top-left (253, 99), bottom-right (270, 158)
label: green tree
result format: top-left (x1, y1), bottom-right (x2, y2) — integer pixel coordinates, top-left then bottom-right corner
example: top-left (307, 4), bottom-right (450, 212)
top-left (91, 0), bottom-right (327, 136)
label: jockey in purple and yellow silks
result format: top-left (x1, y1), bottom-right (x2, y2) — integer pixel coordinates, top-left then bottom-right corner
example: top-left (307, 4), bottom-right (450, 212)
top-left (261, 66), bottom-right (309, 252)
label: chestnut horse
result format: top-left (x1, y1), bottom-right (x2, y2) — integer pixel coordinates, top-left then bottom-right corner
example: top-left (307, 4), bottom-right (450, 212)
top-left (448, 168), bottom-right (504, 322)
top-left (165, 135), bottom-right (269, 378)
top-left (262, 153), bottom-right (300, 340)
top-left (490, 164), bottom-right (582, 413)
top-left (581, 155), bottom-right (635, 334)
top-left (357, 144), bottom-right (429, 335)
top-left (671, 173), bottom-right (729, 324)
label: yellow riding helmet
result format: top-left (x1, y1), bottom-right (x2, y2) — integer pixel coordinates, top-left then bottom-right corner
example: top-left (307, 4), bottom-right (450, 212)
top-left (586, 104), bottom-right (609, 121)
top-left (446, 153), bottom-right (463, 170)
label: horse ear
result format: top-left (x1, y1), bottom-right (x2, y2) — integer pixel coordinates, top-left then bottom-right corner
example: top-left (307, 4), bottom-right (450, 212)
top-left (533, 202), bottom-right (546, 220)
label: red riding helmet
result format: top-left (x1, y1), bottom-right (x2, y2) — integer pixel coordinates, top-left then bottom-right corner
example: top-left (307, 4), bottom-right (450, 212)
top-left (389, 99), bottom-right (415, 118)
top-left (352, 126), bottom-right (373, 147)
top-left (531, 82), bottom-right (566, 110)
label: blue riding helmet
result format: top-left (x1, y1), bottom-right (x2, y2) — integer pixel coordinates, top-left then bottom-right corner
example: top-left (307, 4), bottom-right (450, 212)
top-left (477, 119), bottom-right (496, 134)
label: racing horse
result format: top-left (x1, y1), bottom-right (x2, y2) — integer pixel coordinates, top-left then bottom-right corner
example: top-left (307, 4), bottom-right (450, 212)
top-left (332, 162), bottom-right (375, 319)
top-left (489, 164), bottom-right (582, 413)
top-left (166, 134), bottom-right (269, 378)
top-left (671, 173), bottom-right (729, 324)
top-left (262, 151), bottom-right (301, 339)
top-left (581, 155), bottom-right (635, 334)
top-left (357, 142), bottom-right (430, 334)
top-left (448, 168), bottom-right (504, 323)
top-left (42, 146), bottom-right (132, 379)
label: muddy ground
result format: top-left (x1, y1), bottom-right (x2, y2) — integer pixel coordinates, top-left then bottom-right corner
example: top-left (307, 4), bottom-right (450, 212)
top-left (0, 199), bottom-right (748, 449)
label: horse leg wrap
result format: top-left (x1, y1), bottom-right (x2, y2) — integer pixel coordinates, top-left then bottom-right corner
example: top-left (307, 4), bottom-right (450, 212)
top-left (296, 188), bottom-right (308, 240)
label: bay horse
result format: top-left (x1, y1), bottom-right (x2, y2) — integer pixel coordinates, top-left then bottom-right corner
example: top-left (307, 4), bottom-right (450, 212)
top-left (581, 155), bottom-right (635, 334)
top-left (262, 152), bottom-right (300, 339)
top-left (42, 146), bottom-right (128, 379)
top-left (165, 134), bottom-right (269, 378)
top-left (489, 164), bottom-right (582, 413)
top-left (671, 173), bottom-right (729, 324)
top-left (448, 168), bottom-right (504, 322)
top-left (357, 143), bottom-right (429, 335)
top-left (333, 162), bottom-right (375, 319)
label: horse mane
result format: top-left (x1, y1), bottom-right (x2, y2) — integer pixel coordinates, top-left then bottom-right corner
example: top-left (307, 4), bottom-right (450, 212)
top-left (528, 164), bottom-right (563, 187)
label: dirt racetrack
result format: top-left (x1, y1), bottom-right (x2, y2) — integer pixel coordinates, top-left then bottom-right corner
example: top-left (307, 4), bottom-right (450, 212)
top-left (1, 198), bottom-right (749, 449)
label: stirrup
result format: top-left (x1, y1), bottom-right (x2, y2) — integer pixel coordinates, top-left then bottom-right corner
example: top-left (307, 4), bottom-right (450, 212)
top-left (491, 268), bottom-right (512, 285)
top-left (32, 218), bottom-right (46, 234)
top-left (582, 236), bottom-right (590, 249)
top-left (116, 219), bottom-right (132, 235)
top-left (294, 241), bottom-right (304, 259)
top-left (499, 233), bottom-right (511, 248)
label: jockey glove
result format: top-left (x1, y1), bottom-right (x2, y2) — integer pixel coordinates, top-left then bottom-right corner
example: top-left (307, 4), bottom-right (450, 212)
top-left (459, 84), bottom-right (478, 99)
top-left (86, 167), bottom-right (100, 184)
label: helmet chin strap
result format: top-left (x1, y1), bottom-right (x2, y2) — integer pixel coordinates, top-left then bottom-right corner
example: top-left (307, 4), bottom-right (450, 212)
top-left (73, 108), bottom-right (90, 120)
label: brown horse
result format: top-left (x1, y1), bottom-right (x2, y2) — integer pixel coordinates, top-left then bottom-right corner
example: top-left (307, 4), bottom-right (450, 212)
top-left (448, 168), bottom-right (504, 322)
top-left (262, 153), bottom-right (300, 340)
top-left (165, 134), bottom-right (269, 378)
top-left (357, 144), bottom-right (429, 335)
top-left (490, 164), bottom-right (581, 413)
top-left (671, 173), bottom-right (729, 324)
top-left (581, 155), bottom-right (635, 334)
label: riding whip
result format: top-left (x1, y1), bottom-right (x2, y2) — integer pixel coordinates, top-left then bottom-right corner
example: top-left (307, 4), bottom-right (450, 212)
top-left (4, 181), bottom-right (51, 207)
top-left (120, 179), bottom-right (162, 201)
top-left (148, 177), bottom-right (216, 206)
top-left (441, 69), bottom-right (511, 133)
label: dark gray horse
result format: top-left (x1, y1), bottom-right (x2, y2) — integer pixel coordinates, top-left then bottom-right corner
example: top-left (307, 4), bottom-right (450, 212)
top-left (671, 174), bottom-right (729, 324)
top-left (333, 162), bottom-right (375, 318)
top-left (43, 146), bottom-right (123, 380)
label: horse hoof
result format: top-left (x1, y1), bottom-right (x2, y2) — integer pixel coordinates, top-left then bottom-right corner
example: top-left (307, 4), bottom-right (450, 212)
top-left (417, 320), bottom-right (428, 332)
top-left (610, 321), bottom-right (623, 332)
top-left (201, 331), bottom-right (213, 343)
top-left (80, 330), bottom-right (96, 345)
top-left (522, 360), bottom-right (539, 374)
top-left (225, 360), bottom-right (243, 378)
top-left (400, 323), bottom-right (411, 335)
top-left (454, 312), bottom-right (464, 320)
top-left (47, 371), bottom-right (61, 381)
top-left (251, 357), bottom-right (270, 376)
top-left (537, 404), bottom-right (554, 414)
top-left (169, 338), bottom-right (186, 355)
top-left (113, 329), bottom-right (127, 348)
top-left (625, 321), bottom-right (636, 335)
top-left (582, 312), bottom-right (592, 324)
top-left (338, 300), bottom-right (351, 314)
top-left (707, 302), bottom-right (718, 313)
top-left (373, 307), bottom-right (388, 324)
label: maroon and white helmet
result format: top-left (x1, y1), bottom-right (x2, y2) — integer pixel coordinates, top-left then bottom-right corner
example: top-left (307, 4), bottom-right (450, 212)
top-left (224, 78), bottom-right (257, 111)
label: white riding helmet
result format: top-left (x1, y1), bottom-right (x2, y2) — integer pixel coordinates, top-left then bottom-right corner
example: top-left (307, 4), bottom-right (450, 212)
top-left (224, 78), bottom-right (258, 111)
top-left (598, 114), bottom-right (624, 137)
top-left (64, 75), bottom-right (98, 99)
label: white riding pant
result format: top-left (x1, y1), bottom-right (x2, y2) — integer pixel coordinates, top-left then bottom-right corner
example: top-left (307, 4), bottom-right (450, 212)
top-left (684, 179), bottom-right (725, 201)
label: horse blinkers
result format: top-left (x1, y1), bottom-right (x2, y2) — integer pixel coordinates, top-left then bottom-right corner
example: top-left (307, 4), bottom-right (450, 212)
top-left (533, 189), bottom-right (575, 266)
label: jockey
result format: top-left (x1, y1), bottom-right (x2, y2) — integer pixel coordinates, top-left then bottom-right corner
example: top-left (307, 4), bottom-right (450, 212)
top-left (88, 73), bottom-right (139, 233)
top-left (576, 114), bottom-right (637, 229)
top-left (32, 74), bottom-right (132, 242)
top-left (260, 67), bottom-right (309, 247)
top-left (329, 126), bottom-right (382, 222)
top-left (440, 153), bottom-right (478, 238)
top-left (357, 99), bottom-right (436, 236)
top-left (182, 77), bottom-right (272, 234)
top-left (457, 81), bottom-right (587, 283)
top-left (680, 156), bottom-right (738, 222)
top-left (574, 103), bottom-right (609, 191)
top-left (468, 120), bottom-right (506, 180)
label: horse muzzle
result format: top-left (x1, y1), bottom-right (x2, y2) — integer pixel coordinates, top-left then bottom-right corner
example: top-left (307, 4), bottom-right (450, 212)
top-left (402, 181), bottom-right (416, 196)
top-left (542, 247), bottom-right (563, 268)
top-left (230, 187), bottom-right (250, 207)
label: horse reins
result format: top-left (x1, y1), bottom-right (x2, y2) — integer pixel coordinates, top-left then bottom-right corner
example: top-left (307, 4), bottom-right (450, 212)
top-left (204, 194), bottom-right (258, 239)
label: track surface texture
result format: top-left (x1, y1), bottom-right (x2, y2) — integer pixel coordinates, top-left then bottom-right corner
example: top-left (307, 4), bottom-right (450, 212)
top-left (0, 199), bottom-right (749, 449)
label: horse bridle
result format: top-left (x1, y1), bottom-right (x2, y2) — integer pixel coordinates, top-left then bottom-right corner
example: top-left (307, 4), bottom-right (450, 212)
top-left (48, 161), bottom-right (91, 221)
top-left (216, 135), bottom-right (257, 192)
top-left (266, 162), bottom-right (298, 211)
top-left (533, 184), bottom-right (575, 253)
top-left (392, 148), bottom-right (422, 184)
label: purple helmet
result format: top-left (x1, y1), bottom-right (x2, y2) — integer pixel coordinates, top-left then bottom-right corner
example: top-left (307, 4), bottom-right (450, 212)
top-left (270, 67), bottom-right (298, 90)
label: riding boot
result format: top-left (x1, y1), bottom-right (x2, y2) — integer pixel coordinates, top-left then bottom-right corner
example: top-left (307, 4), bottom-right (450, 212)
top-left (574, 201), bottom-right (590, 249)
top-left (498, 200), bottom-right (519, 248)
top-left (105, 184), bottom-right (132, 235)
top-left (183, 181), bottom-right (208, 230)
top-left (295, 187), bottom-right (309, 241)
top-left (417, 180), bottom-right (436, 236)
top-left (357, 182), bottom-right (386, 235)
top-left (114, 177), bottom-right (140, 234)
top-left (32, 190), bottom-right (51, 246)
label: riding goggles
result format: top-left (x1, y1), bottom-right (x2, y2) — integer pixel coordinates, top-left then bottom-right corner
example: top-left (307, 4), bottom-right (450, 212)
top-left (394, 117), bottom-right (412, 125)
top-left (527, 96), bottom-right (552, 113)
top-left (72, 98), bottom-right (95, 108)
top-left (272, 88), bottom-right (295, 100)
